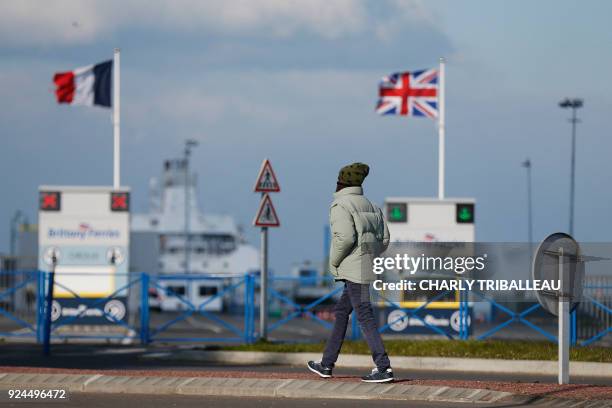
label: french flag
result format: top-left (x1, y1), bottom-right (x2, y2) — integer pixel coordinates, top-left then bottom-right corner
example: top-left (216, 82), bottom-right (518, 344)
top-left (53, 60), bottom-right (112, 108)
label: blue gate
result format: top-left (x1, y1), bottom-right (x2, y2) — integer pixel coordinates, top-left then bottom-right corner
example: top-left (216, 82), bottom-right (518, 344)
top-left (145, 273), bottom-right (255, 343)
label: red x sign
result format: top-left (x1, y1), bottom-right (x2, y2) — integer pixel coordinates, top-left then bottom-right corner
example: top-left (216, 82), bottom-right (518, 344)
top-left (110, 192), bottom-right (130, 212)
top-left (39, 191), bottom-right (61, 211)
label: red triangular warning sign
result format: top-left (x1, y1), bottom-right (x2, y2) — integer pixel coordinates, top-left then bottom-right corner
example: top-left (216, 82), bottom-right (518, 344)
top-left (253, 194), bottom-right (280, 227)
top-left (254, 159), bottom-right (280, 193)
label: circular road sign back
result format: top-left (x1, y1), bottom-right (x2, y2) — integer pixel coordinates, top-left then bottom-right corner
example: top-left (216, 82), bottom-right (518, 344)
top-left (532, 232), bottom-right (584, 316)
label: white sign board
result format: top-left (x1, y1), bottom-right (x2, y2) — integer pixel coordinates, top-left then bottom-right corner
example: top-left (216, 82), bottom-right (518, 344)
top-left (384, 197), bottom-right (475, 242)
top-left (38, 186), bottom-right (130, 299)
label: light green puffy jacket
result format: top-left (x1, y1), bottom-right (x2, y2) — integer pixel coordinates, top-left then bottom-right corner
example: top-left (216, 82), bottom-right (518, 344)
top-left (328, 186), bottom-right (390, 284)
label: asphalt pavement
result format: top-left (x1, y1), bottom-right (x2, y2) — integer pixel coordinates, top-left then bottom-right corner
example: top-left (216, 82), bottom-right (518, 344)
top-left (0, 343), bottom-right (609, 386)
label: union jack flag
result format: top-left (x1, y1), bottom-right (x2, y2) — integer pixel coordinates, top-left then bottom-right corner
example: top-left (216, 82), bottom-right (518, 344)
top-left (376, 68), bottom-right (438, 118)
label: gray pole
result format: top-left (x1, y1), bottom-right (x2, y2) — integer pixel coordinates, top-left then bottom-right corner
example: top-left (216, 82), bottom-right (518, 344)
top-left (183, 140), bottom-right (198, 305)
top-left (569, 106), bottom-right (577, 236)
top-left (559, 98), bottom-right (582, 236)
top-left (260, 225), bottom-right (268, 340)
top-left (183, 140), bottom-right (198, 276)
top-left (10, 211), bottom-right (23, 257)
top-left (523, 159), bottom-right (533, 264)
top-left (558, 247), bottom-right (570, 384)
top-left (184, 151), bottom-right (190, 275)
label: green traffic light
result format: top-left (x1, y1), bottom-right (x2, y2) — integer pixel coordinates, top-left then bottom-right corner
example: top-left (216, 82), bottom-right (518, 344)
top-left (387, 203), bottom-right (407, 223)
top-left (456, 203), bottom-right (475, 223)
top-left (391, 207), bottom-right (403, 220)
top-left (458, 207), bottom-right (472, 221)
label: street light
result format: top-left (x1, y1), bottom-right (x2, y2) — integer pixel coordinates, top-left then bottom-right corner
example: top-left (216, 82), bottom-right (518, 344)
top-left (184, 139), bottom-right (198, 275)
top-left (10, 210), bottom-right (29, 258)
top-left (558, 98), bottom-right (583, 236)
top-left (522, 158), bottom-right (533, 266)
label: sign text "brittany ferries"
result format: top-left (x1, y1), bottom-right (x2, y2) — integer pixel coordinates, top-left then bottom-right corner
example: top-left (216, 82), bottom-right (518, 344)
top-left (47, 223), bottom-right (120, 240)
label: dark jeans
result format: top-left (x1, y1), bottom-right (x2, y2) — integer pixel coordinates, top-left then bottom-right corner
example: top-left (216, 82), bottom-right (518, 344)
top-left (321, 281), bottom-right (391, 371)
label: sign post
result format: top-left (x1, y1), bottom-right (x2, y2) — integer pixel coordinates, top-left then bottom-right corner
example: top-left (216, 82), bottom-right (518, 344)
top-left (532, 233), bottom-right (586, 385)
top-left (253, 159), bottom-right (280, 341)
top-left (558, 247), bottom-right (570, 384)
top-left (43, 252), bottom-right (58, 356)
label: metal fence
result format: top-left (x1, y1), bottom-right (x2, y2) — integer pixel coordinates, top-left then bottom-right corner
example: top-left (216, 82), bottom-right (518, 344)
top-left (0, 270), bottom-right (610, 347)
top-left (576, 277), bottom-right (612, 346)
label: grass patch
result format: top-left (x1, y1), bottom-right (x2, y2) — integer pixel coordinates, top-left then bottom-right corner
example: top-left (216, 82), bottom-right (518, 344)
top-left (220, 339), bottom-right (612, 362)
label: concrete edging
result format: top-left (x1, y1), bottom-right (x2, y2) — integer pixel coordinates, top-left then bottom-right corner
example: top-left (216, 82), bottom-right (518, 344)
top-left (142, 350), bottom-right (612, 378)
top-left (0, 372), bottom-right (515, 404)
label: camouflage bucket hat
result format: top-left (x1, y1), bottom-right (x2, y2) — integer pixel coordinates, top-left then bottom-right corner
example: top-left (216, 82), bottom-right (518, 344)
top-left (337, 162), bottom-right (370, 186)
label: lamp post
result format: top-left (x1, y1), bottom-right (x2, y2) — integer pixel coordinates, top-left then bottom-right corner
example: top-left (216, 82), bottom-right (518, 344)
top-left (184, 139), bottom-right (198, 275)
top-left (558, 98), bottom-right (583, 236)
top-left (10, 211), bottom-right (28, 258)
top-left (522, 158), bottom-right (533, 266)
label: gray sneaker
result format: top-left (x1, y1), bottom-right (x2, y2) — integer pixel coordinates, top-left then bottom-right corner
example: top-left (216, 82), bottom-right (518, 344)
top-left (307, 360), bottom-right (332, 378)
top-left (361, 367), bottom-right (394, 383)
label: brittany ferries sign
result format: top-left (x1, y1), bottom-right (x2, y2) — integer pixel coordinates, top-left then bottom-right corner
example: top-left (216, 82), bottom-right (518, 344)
top-left (46, 223), bottom-right (122, 241)
top-left (38, 186), bottom-right (130, 324)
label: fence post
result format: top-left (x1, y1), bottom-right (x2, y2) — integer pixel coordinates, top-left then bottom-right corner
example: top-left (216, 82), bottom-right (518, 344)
top-left (460, 288), bottom-right (469, 340)
top-left (244, 274), bottom-right (255, 343)
top-left (35, 271), bottom-right (45, 343)
top-left (140, 273), bottom-right (150, 345)
top-left (43, 268), bottom-right (55, 356)
top-left (570, 309), bottom-right (577, 346)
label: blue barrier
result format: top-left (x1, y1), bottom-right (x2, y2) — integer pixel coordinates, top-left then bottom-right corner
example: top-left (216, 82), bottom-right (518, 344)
top-left (266, 276), bottom-right (361, 341)
top-left (470, 290), bottom-right (559, 343)
top-left (373, 288), bottom-right (460, 339)
top-left (146, 273), bottom-right (255, 343)
top-left (42, 272), bottom-right (144, 342)
top-left (468, 291), bottom-right (587, 345)
top-left (0, 270), bottom-right (40, 339)
top-left (0, 270), bottom-right (610, 346)
top-left (577, 284), bottom-right (612, 346)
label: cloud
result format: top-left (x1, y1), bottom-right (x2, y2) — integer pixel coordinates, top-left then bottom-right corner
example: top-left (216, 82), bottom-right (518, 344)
top-left (0, 0), bottom-right (438, 47)
top-left (122, 68), bottom-right (377, 141)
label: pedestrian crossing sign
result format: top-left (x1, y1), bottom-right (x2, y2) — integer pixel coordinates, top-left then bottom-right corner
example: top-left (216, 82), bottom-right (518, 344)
top-left (254, 159), bottom-right (280, 192)
top-left (253, 194), bottom-right (280, 227)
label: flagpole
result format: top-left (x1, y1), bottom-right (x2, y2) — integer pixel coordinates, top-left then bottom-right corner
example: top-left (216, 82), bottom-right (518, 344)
top-left (438, 57), bottom-right (446, 200)
top-left (113, 48), bottom-right (121, 189)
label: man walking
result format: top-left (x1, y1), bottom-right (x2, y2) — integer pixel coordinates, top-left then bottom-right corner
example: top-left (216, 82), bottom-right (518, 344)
top-left (308, 163), bottom-right (393, 383)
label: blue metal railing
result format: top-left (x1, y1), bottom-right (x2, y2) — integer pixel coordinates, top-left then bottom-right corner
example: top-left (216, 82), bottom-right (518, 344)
top-left (264, 275), bottom-right (363, 341)
top-left (0, 271), bottom-right (609, 347)
top-left (373, 288), bottom-right (462, 339)
top-left (146, 273), bottom-right (256, 344)
top-left (577, 284), bottom-right (612, 346)
top-left (0, 270), bottom-right (40, 339)
top-left (47, 273), bottom-right (143, 339)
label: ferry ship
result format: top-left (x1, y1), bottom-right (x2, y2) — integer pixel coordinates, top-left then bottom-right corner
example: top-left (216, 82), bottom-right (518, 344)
top-left (131, 159), bottom-right (258, 311)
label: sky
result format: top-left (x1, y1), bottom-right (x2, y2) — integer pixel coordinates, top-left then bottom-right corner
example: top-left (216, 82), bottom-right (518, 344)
top-left (1, 0), bottom-right (611, 273)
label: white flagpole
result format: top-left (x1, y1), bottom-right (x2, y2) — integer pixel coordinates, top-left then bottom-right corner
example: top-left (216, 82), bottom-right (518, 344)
top-left (113, 48), bottom-right (121, 189)
top-left (438, 57), bottom-right (446, 200)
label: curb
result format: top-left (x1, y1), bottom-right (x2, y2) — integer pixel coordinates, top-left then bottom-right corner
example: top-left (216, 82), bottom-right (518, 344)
top-left (0, 372), bottom-right (515, 404)
top-left (141, 350), bottom-right (612, 378)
